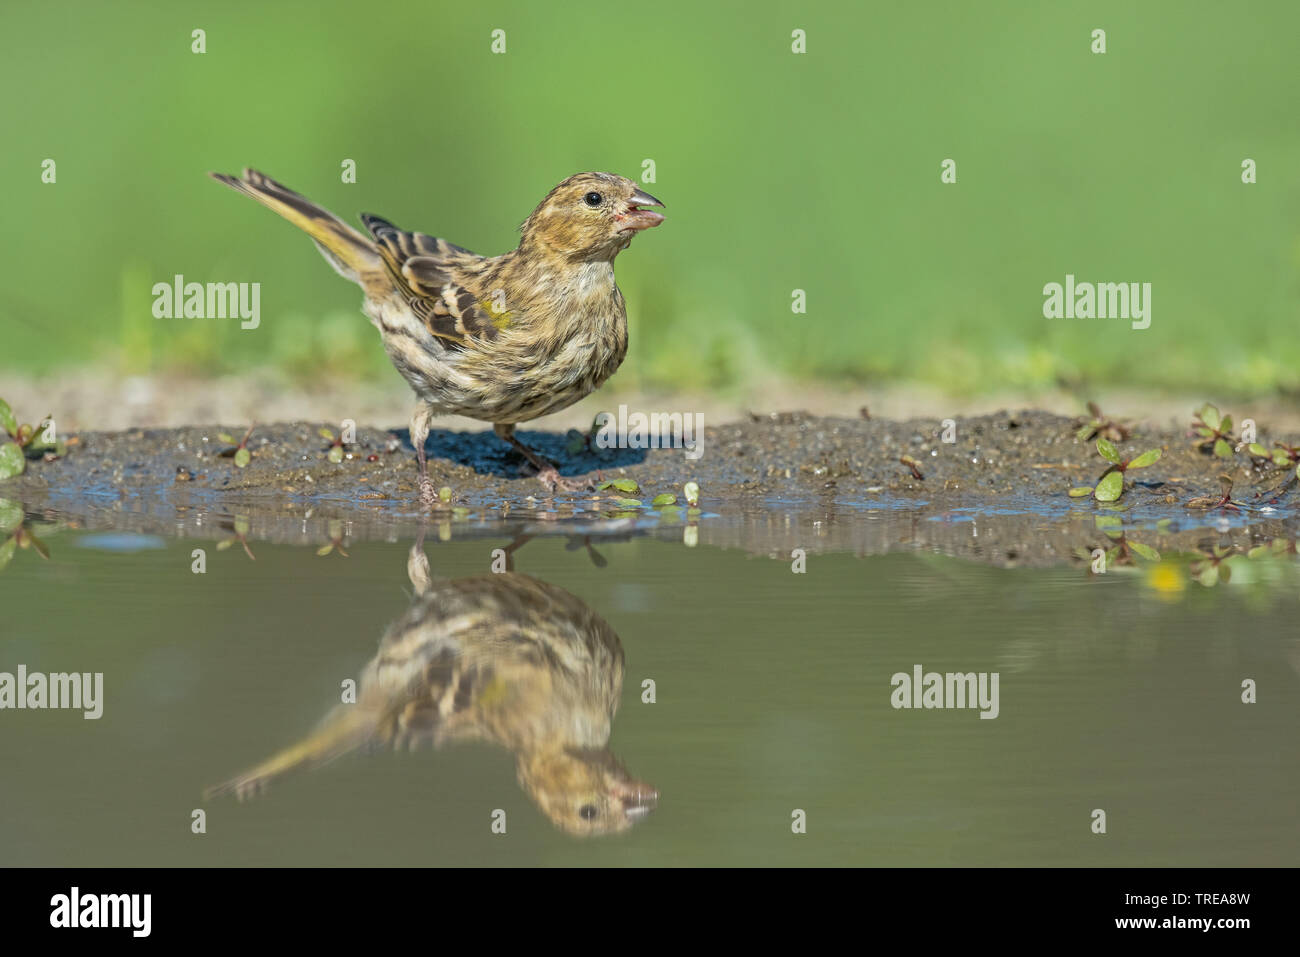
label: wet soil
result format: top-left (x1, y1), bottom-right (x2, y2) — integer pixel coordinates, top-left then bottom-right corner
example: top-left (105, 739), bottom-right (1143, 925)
top-left (3, 411), bottom-right (1297, 568)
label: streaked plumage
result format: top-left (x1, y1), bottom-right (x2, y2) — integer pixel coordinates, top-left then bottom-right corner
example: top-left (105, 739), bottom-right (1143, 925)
top-left (209, 168), bottom-right (664, 500)
top-left (206, 543), bottom-right (656, 836)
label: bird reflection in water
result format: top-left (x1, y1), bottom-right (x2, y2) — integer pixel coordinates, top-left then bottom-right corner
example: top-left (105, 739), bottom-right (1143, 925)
top-left (207, 534), bottom-right (656, 836)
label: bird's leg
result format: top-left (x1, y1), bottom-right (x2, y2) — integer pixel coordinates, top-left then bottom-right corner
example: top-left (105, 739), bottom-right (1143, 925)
top-left (493, 423), bottom-right (593, 493)
top-left (411, 403), bottom-right (438, 508)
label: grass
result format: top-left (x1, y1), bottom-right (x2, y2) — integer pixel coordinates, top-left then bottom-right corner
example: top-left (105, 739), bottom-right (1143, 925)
top-left (2, 0), bottom-right (1298, 398)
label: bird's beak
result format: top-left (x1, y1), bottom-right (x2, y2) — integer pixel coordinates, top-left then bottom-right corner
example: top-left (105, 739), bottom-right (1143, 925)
top-left (622, 189), bottom-right (666, 231)
top-left (611, 776), bottom-right (659, 821)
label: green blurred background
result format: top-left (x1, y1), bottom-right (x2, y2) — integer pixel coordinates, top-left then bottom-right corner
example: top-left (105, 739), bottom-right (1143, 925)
top-left (2, 0), bottom-right (1297, 398)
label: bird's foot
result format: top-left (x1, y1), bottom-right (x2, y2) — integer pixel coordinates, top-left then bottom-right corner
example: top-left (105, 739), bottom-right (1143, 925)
top-left (532, 466), bottom-right (595, 494)
top-left (418, 475), bottom-right (439, 508)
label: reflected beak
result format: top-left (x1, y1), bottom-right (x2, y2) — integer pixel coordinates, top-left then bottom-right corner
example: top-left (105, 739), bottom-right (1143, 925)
top-left (612, 777), bottom-right (659, 820)
top-left (622, 189), bottom-right (666, 231)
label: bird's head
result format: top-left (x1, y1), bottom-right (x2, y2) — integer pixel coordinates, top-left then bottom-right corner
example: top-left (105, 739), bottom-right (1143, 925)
top-left (520, 172), bottom-right (664, 261)
top-left (518, 747), bottom-right (658, 836)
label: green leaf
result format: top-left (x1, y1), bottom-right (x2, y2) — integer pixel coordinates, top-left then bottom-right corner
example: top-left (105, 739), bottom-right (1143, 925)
top-left (0, 536), bottom-right (14, 572)
top-left (0, 498), bottom-right (22, 534)
top-left (1094, 515), bottom-right (1122, 529)
top-left (1068, 486), bottom-right (1094, 497)
top-left (612, 497), bottom-right (642, 508)
top-left (1199, 404), bottom-right (1221, 431)
top-left (318, 427), bottom-right (335, 440)
top-left (217, 432), bottom-right (234, 444)
top-left (1094, 470), bottom-right (1124, 502)
top-left (327, 445), bottom-right (344, 464)
top-left (0, 442), bottom-right (25, 479)
top-left (25, 530), bottom-right (49, 559)
top-left (316, 544), bottom-right (334, 556)
top-left (0, 399), bottom-right (15, 436)
top-left (234, 447), bottom-right (251, 468)
top-left (651, 493), bottom-right (676, 506)
top-left (1247, 443), bottom-right (1268, 457)
top-left (605, 478), bottom-right (638, 493)
top-left (1194, 426), bottom-right (1214, 438)
top-left (564, 430), bottom-right (587, 456)
top-left (1197, 565), bottom-right (1218, 587)
top-left (1096, 438), bottom-right (1121, 464)
top-left (683, 481), bottom-right (700, 506)
top-left (1130, 542), bottom-right (1160, 562)
top-left (438, 486), bottom-right (452, 502)
top-left (1212, 438), bottom-right (1233, 458)
top-left (1218, 563), bottom-right (1232, 584)
top-left (1219, 415), bottom-right (1233, 435)
top-left (1127, 448), bottom-right (1161, 469)
top-left (1276, 450), bottom-right (1293, 467)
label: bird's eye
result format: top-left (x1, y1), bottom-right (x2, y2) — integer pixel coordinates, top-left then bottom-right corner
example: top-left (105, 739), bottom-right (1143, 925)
top-left (583, 191), bottom-right (603, 207)
top-left (578, 804), bottom-right (599, 820)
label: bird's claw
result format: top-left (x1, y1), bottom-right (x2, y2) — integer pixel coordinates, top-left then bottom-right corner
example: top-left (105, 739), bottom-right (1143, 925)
top-left (418, 477), bottom-right (439, 508)
top-left (534, 466), bottom-right (594, 494)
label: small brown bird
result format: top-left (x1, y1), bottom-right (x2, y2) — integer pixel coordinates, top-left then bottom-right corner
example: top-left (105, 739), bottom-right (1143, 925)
top-left (209, 168), bottom-right (665, 501)
top-left (206, 540), bottom-right (657, 837)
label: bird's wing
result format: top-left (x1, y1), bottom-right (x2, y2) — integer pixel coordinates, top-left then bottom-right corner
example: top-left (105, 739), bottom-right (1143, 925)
top-left (360, 214), bottom-right (507, 347)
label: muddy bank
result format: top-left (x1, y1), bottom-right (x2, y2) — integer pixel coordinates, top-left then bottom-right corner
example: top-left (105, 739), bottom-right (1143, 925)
top-left (3, 411), bottom-right (1297, 568)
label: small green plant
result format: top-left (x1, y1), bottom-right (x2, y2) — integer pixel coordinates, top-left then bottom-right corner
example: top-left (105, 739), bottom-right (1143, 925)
top-left (1191, 404), bottom-right (1237, 458)
top-left (651, 493), bottom-right (676, 507)
top-left (318, 427), bottom-right (349, 464)
top-left (565, 415), bottom-right (614, 458)
top-left (0, 497), bottom-right (49, 571)
top-left (215, 515), bottom-right (256, 559)
top-left (1069, 439), bottom-right (1162, 502)
top-left (1079, 514), bottom-right (1160, 568)
top-left (1189, 545), bottom-right (1235, 586)
top-left (1246, 439), bottom-right (1300, 480)
top-left (1074, 402), bottom-right (1132, 443)
top-left (217, 424), bottom-right (256, 468)
top-left (1248, 538), bottom-right (1297, 559)
top-left (596, 477), bottom-right (639, 494)
top-left (683, 481), bottom-right (700, 507)
top-left (0, 398), bottom-right (67, 479)
top-left (316, 519), bottom-right (349, 557)
top-left (1185, 474), bottom-right (1244, 512)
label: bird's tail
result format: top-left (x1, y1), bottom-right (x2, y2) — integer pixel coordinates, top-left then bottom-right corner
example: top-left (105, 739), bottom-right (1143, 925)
top-left (204, 705), bottom-right (377, 801)
top-left (209, 168), bottom-right (383, 285)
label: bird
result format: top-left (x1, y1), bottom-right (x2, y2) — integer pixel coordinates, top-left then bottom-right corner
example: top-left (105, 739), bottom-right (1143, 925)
top-left (209, 168), bottom-right (665, 502)
top-left (205, 538), bottom-right (657, 837)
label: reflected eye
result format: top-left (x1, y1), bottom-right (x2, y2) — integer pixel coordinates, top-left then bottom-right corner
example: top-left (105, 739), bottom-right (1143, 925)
top-left (578, 804), bottom-right (599, 820)
top-left (583, 191), bottom-right (603, 207)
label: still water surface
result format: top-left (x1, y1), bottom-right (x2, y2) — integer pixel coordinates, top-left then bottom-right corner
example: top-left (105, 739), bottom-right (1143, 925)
top-left (1, 502), bottom-right (1297, 866)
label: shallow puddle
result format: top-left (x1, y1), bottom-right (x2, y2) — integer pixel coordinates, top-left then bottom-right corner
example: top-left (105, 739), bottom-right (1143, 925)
top-left (1, 496), bottom-right (1297, 865)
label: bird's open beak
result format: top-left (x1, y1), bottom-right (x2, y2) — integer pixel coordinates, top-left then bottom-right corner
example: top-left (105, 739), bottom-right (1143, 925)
top-left (612, 776), bottom-right (659, 821)
top-left (622, 189), bottom-right (665, 231)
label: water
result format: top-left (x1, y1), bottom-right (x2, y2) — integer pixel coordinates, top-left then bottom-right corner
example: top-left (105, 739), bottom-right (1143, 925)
top-left (1, 497), bottom-right (1297, 866)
